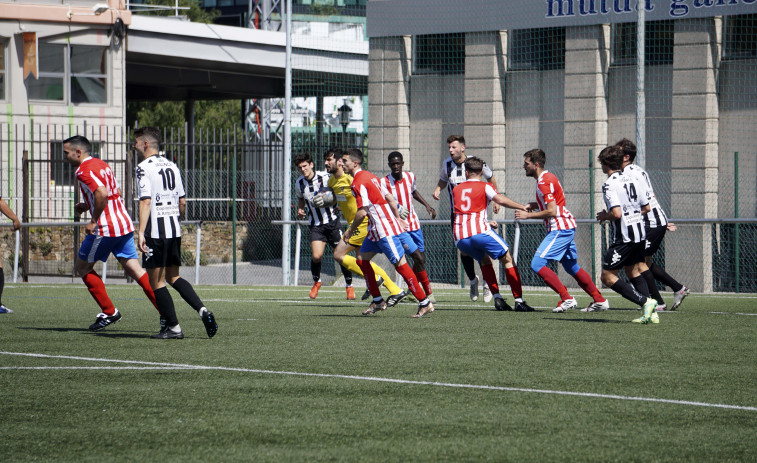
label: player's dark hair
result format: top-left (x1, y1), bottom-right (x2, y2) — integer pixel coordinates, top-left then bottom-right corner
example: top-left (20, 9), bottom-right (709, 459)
top-left (324, 147), bottom-right (343, 161)
top-left (63, 135), bottom-right (91, 154)
top-left (598, 146), bottom-right (624, 171)
top-left (345, 148), bottom-right (364, 165)
top-left (615, 138), bottom-right (637, 162)
top-left (446, 134), bottom-right (465, 145)
top-left (134, 126), bottom-right (162, 149)
top-left (464, 156), bottom-right (484, 174)
top-left (388, 151), bottom-right (403, 163)
top-left (294, 152), bottom-right (313, 166)
top-left (524, 148), bottom-right (546, 168)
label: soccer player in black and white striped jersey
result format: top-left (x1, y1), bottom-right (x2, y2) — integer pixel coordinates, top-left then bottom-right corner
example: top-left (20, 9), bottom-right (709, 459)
top-left (294, 152), bottom-right (354, 299)
top-left (135, 126), bottom-right (217, 339)
top-left (616, 139), bottom-right (689, 311)
top-left (596, 146), bottom-right (659, 324)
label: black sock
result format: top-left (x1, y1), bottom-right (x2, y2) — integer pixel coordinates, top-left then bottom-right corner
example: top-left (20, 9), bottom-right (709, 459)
top-left (649, 263), bottom-right (683, 292)
top-left (154, 287), bottom-right (179, 327)
top-left (169, 277), bottom-right (204, 312)
top-left (630, 275), bottom-right (650, 298)
top-left (311, 261), bottom-right (322, 283)
top-left (611, 280), bottom-right (646, 306)
top-left (0, 267), bottom-right (4, 306)
top-left (461, 254), bottom-right (476, 281)
top-left (642, 270), bottom-right (664, 305)
top-left (340, 264), bottom-right (353, 286)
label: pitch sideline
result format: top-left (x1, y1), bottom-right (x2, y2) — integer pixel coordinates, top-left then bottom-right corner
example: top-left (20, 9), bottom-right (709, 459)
top-left (1, 351), bottom-right (755, 412)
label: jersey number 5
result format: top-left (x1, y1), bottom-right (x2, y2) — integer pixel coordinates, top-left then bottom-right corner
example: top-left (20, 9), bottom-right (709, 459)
top-left (459, 188), bottom-right (473, 211)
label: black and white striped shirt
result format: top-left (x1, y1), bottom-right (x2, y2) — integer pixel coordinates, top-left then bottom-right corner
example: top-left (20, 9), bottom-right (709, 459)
top-left (623, 164), bottom-right (668, 229)
top-left (439, 156), bottom-right (493, 214)
top-left (295, 171), bottom-right (339, 227)
top-left (136, 155), bottom-right (185, 239)
top-left (602, 170), bottom-right (650, 244)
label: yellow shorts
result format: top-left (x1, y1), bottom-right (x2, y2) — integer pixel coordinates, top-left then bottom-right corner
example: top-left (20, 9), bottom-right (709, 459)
top-left (347, 219), bottom-right (369, 248)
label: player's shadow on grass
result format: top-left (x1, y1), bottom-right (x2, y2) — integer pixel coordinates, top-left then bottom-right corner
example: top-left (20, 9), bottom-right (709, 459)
top-left (19, 326), bottom-right (92, 333)
top-left (547, 318), bottom-right (625, 324)
top-left (18, 327), bottom-right (160, 337)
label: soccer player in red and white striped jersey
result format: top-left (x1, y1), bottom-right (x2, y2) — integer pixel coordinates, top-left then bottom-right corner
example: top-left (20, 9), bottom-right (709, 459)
top-left (381, 151), bottom-right (436, 300)
top-left (452, 157), bottom-right (534, 312)
top-left (341, 148), bottom-right (434, 317)
top-left (64, 135), bottom-right (160, 332)
top-left (514, 149), bottom-right (607, 313)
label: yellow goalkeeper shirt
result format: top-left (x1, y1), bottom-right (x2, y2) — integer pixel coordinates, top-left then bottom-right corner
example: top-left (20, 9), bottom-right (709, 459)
top-left (328, 172), bottom-right (369, 233)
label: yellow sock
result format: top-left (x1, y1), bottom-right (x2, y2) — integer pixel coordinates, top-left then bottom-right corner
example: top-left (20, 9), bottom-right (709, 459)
top-left (341, 255), bottom-right (402, 295)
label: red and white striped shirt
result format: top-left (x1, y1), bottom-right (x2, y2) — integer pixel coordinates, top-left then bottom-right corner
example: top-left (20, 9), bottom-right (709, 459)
top-left (535, 171), bottom-right (576, 232)
top-left (452, 180), bottom-right (496, 241)
top-left (351, 169), bottom-right (403, 241)
top-left (76, 157), bottom-right (134, 237)
top-left (381, 172), bottom-right (420, 231)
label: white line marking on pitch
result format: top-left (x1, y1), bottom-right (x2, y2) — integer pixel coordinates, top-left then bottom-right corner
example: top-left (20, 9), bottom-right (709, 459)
top-left (710, 312), bottom-right (757, 316)
top-left (1, 351), bottom-right (754, 412)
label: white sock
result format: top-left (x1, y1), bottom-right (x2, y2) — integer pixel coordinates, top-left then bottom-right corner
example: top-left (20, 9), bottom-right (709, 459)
top-left (199, 307), bottom-right (208, 317)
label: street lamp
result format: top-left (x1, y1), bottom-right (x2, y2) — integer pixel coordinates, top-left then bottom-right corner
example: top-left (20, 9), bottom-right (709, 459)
top-left (337, 101), bottom-right (352, 145)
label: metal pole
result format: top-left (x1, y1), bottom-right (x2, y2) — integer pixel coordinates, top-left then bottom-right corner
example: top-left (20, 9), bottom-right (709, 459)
top-left (13, 229), bottom-right (19, 283)
top-left (635, 0), bottom-right (646, 169)
top-left (734, 152), bottom-right (739, 292)
top-left (232, 129), bottom-right (238, 285)
top-left (195, 222), bottom-right (202, 285)
top-left (589, 149), bottom-right (596, 281)
top-left (293, 224), bottom-right (301, 286)
top-left (281, 0), bottom-right (293, 286)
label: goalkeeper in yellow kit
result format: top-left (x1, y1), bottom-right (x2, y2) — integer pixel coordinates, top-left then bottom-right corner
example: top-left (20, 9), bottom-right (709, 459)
top-left (313, 148), bottom-right (407, 306)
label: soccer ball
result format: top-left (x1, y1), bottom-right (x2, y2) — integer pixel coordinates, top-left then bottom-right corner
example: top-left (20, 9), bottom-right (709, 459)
top-left (317, 187), bottom-right (336, 207)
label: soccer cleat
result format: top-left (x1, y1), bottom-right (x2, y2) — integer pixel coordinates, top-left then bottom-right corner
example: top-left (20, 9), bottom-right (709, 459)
top-left (0, 305), bottom-right (13, 314)
top-left (494, 297), bottom-right (512, 311)
top-left (469, 277), bottom-right (479, 302)
top-left (580, 300), bottom-right (610, 313)
top-left (650, 311), bottom-right (660, 324)
top-left (427, 293), bottom-right (436, 303)
top-left (362, 299), bottom-right (387, 315)
top-left (552, 298), bottom-right (578, 313)
top-left (633, 298), bottom-right (658, 324)
top-left (656, 303), bottom-right (667, 312)
top-left (151, 328), bottom-right (184, 339)
top-left (514, 301), bottom-right (535, 312)
top-left (671, 286), bottom-right (689, 311)
top-left (309, 281), bottom-right (322, 299)
top-left (346, 286), bottom-right (356, 300)
top-left (483, 284), bottom-right (493, 303)
top-left (412, 301), bottom-right (435, 318)
top-left (386, 290), bottom-right (407, 308)
top-left (89, 309), bottom-right (122, 331)
top-left (362, 276), bottom-right (384, 300)
top-left (201, 310), bottom-right (218, 338)
top-left (159, 318), bottom-right (168, 334)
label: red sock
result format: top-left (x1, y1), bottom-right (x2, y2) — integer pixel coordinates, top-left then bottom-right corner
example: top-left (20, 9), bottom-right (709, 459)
top-left (574, 268), bottom-right (605, 303)
top-left (504, 266), bottom-right (523, 299)
top-left (537, 267), bottom-right (571, 301)
top-left (136, 273), bottom-right (160, 314)
top-left (480, 264), bottom-right (500, 294)
top-left (82, 271), bottom-right (115, 315)
top-left (357, 259), bottom-right (381, 298)
top-left (416, 269), bottom-right (432, 295)
top-left (396, 262), bottom-right (426, 301)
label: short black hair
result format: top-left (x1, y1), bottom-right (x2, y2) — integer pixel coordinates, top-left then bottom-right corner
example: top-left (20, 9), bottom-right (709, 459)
top-left (524, 148), bottom-right (546, 168)
top-left (294, 152), bottom-right (313, 166)
top-left (345, 148), bottom-right (364, 165)
top-left (464, 156), bottom-right (484, 174)
top-left (134, 126), bottom-right (162, 148)
top-left (598, 146), bottom-right (624, 171)
top-left (63, 135), bottom-right (91, 154)
top-left (324, 147), bottom-right (343, 161)
top-left (615, 138), bottom-right (636, 162)
top-left (388, 151), bottom-right (403, 163)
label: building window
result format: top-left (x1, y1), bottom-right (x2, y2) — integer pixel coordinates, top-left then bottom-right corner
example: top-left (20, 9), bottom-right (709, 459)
top-left (611, 20), bottom-right (674, 66)
top-left (413, 33), bottom-right (465, 75)
top-left (724, 14), bottom-right (757, 59)
top-left (0, 39), bottom-right (5, 100)
top-left (27, 42), bottom-right (107, 104)
top-left (509, 27), bottom-right (565, 71)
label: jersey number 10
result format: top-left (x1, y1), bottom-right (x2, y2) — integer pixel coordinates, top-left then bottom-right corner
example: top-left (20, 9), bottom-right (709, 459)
top-left (158, 168), bottom-right (176, 191)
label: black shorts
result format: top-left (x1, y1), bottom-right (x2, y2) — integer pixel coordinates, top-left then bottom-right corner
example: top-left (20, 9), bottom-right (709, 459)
top-left (143, 236), bottom-right (182, 269)
top-left (602, 241), bottom-right (646, 270)
top-left (644, 225), bottom-right (666, 256)
top-left (310, 221), bottom-right (342, 248)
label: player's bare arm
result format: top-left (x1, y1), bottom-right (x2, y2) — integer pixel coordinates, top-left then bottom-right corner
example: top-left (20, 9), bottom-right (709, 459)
top-left (385, 193), bottom-right (408, 230)
top-left (412, 190), bottom-right (437, 219)
top-left (487, 176), bottom-right (501, 214)
top-left (138, 197), bottom-right (151, 253)
top-left (432, 179), bottom-right (447, 201)
top-left (491, 194), bottom-right (527, 212)
top-left (85, 186), bottom-right (108, 235)
top-left (596, 207), bottom-right (620, 222)
top-left (0, 199), bottom-right (21, 230)
top-left (297, 198), bottom-right (307, 219)
top-left (179, 197), bottom-right (186, 219)
top-left (515, 201), bottom-right (556, 221)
